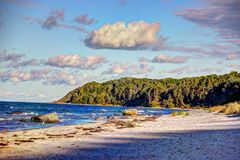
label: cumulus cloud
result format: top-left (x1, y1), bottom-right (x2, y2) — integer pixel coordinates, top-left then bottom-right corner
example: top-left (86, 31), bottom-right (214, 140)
top-left (42, 9), bottom-right (64, 29)
top-left (103, 62), bottom-right (153, 75)
top-left (227, 64), bottom-right (240, 70)
top-left (44, 70), bottom-right (78, 86)
top-left (227, 53), bottom-right (238, 60)
top-left (152, 55), bottom-right (187, 63)
top-left (0, 90), bottom-right (53, 102)
top-left (176, 0), bottom-right (240, 40)
top-left (45, 54), bottom-right (107, 69)
top-left (165, 66), bottom-right (189, 74)
top-left (74, 14), bottom-right (97, 25)
top-left (0, 69), bottom-right (50, 82)
top-left (0, 50), bottom-right (25, 62)
top-left (200, 68), bottom-right (222, 73)
top-left (0, 50), bottom-right (43, 68)
top-left (44, 70), bottom-right (101, 86)
top-left (84, 21), bottom-right (168, 50)
top-left (24, 10), bottom-right (88, 33)
top-left (0, 68), bottom-right (80, 86)
top-left (7, 59), bottom-right (41, 68)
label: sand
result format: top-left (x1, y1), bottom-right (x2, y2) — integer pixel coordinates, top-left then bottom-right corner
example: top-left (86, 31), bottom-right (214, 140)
top-left (0, 109), bottom-right (239, 160)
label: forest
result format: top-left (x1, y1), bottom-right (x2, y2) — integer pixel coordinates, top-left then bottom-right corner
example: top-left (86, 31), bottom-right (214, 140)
top-left (58, 71), bottom-right (240, 108)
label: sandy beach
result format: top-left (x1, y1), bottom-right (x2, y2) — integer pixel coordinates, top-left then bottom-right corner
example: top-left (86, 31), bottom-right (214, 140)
top-left (0, 109), bottom-right (239, 160)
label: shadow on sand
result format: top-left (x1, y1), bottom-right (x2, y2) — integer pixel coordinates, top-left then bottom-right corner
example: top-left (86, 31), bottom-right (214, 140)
top-left (13, 128), bottom-right (240, 160)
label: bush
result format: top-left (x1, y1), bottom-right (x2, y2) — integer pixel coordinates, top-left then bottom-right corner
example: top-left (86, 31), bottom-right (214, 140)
top-left (150, 100), bottom-right (160, 107)
top-left (208, 106), bottom-right (224, 113)
top-left (122, 109), bottom-right (138, 116)
top-left (221, 102), bottom-right (240, 115)
top-left (209, 102), bottom-right (240, 115)
top-left (171, 111), bottom-right (189, 116)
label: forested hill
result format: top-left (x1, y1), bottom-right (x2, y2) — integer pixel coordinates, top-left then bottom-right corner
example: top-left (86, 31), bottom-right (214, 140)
top-left (58, 72), bottom-right (240, 108)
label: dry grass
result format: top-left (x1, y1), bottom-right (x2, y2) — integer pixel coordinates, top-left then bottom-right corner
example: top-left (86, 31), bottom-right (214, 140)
top-left (209, 102), bottom-right (240, 115)
top-left (208, 106), bottom-right (225, 113)
top-left (122, 109), bottom-right (138, 116)
top-left (171, 111), bottom-right (189, 117)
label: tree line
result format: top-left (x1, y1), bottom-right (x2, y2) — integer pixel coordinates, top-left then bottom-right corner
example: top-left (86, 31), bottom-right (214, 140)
top-left (58, 71), bottom-right (240, 108)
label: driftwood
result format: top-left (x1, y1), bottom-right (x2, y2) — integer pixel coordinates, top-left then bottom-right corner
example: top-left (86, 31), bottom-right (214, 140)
top-left (29, 137), bottom-right (45, 140)
top-left (0, 142), bottom-right (8, 146)
top-left (15, 139), bottom-right (34, 143)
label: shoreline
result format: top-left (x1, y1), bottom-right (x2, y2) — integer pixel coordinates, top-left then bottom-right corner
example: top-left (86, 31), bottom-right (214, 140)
top-left (1, 109), bottom-right (240, 160)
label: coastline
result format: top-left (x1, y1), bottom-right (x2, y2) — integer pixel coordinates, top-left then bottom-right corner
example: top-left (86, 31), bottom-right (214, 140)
top-left (1, 109), bottom-right (240, 160)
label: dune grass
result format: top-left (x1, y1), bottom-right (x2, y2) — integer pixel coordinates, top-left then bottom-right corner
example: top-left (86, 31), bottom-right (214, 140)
top-left (122, 109), bottom-right (138, 116)
top-left (209, 102), bottom-right (240, 115)
top-left (171, 111), bottom-right (189, 117)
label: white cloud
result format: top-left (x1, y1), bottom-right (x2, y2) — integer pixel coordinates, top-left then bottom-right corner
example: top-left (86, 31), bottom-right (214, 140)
top-left (227, 53), bottom-right (238, 60)
top-left (200, 68), bottom-right (222, 73)
top-left (152, 55), bottom-right (187, 63)
top-left (227, 64), bottom-right (240, 70)
top-left (84, 21), bottom-right (167, 50)
top-left (44, 70), bottom-right (78, 86)
top-left (0, 69), bottom-right (50, 82)
top-left (0, 90), bottom-right (54, 102)
top-left (74, 14), bottom-right (97, 25)
top-left (0, 50), bottom-right (25, 62)
top-left (165, 66), bottom-right (189, 74)
top-left (45, 54), bottom-right (107, 69)
top-left (103, 62), bottom-right (153, 75)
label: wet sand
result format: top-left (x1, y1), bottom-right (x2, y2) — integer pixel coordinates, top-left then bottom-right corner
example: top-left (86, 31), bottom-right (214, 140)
top-left (0, 110), bottom-right (240, 160)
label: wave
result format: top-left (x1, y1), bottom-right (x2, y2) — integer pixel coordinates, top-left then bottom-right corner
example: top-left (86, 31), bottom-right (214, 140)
top-left (21, 112), bottom-right (36, 115)
top-left (0, 117), bottom-right (12, 121)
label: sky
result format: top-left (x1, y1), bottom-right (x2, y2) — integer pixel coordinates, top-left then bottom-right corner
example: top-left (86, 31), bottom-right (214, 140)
top-left (0, 0), bottom-right (239, 102)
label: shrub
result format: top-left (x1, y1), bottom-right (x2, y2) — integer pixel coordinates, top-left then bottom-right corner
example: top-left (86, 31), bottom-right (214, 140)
top-left (171, 111), bottom-right (189, 116)
top-left (208, 102), bottom-right (240, 115)
top-left (122, 109), bottom-right (138, 116)
top-left (208, 106), bottom-right (224, 113)
top-left (221, 102), bottom-right (240, 115)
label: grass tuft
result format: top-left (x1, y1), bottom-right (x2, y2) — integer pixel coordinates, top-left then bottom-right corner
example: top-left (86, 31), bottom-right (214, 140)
top-left (209, 102), bottom-right (240, 115)
top-left (171, 111), bottom-right (189, 117)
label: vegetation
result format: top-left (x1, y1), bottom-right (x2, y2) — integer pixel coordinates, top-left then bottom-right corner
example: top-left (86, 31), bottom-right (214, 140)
top-left (209, 102), bottom-right (240, 115)
top-left (58, 71), bottom-right (240, 108)
top-left (122, 109), bottom-right (138, 116)
top-left (171, 111), bottom-right (189, 116)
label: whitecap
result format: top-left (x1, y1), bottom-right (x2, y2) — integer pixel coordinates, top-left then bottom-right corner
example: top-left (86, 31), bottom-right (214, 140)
top-left (22, 112), bottom-right (35, 115)
top-left (0, 117), bottom-right (12, 121)
top-left (137, 110), bottom-right (145, 113)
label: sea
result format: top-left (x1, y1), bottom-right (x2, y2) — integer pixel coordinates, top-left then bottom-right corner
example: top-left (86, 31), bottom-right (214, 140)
top-left (0, 101), bottom-right (184, 131)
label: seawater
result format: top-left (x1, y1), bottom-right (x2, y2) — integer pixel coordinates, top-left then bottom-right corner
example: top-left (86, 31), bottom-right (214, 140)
top-left (0, 101), bottom-right (183, 131)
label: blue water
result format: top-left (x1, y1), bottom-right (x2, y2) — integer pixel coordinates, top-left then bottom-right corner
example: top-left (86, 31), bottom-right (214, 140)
top-left (0, 101), bottom-right (184, 131)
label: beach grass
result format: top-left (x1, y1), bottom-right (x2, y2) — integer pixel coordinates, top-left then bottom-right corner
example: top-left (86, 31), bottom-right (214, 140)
top-left (171, 111), bottom-right (189, 117)
top-left (209, 102), bottom-right (240, 115)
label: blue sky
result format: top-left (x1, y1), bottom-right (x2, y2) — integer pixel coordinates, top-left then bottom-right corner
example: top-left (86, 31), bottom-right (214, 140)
top-left (0, 0), bottom-right (239, 102)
